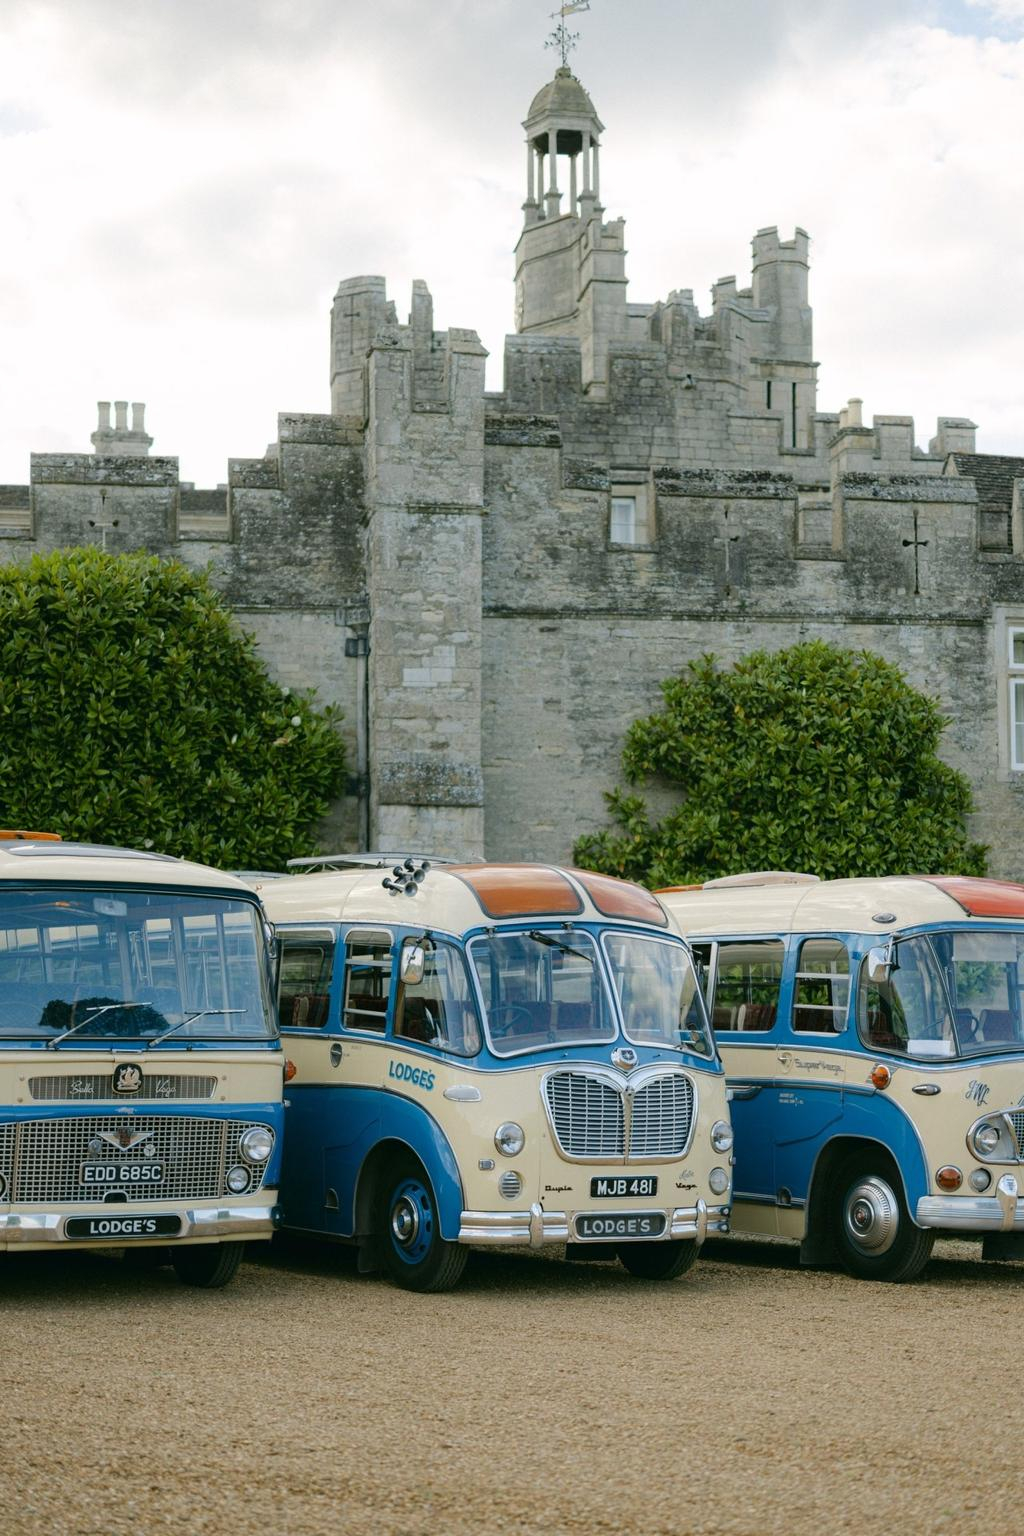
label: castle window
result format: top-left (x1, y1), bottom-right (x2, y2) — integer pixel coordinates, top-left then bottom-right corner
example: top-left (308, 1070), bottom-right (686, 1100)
top-left (609, 484), bottom-right (652, 547)
top-left (611, 496), bottom-right (637, 542)
top-left (1009, 628), bottom-right (1024, 770)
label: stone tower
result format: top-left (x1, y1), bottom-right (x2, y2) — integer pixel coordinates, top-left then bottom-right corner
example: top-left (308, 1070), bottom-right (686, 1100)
top-left (514, 67), bottom-right (628, 393)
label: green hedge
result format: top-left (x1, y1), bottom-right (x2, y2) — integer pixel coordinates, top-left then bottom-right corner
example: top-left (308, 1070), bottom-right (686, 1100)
top-left (573, 641), bottom-right (987, 887)
top-left (0, 548), bottom-right (346, 868)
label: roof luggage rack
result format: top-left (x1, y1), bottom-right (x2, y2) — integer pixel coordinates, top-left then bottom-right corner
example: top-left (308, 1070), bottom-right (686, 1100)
top-left (285, 851), bottom-right (477, 873)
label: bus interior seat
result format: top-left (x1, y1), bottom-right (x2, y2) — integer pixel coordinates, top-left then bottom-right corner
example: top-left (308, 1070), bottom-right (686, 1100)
top-left (737, 1003), bottom-right (777, 1031)
top-left (554, 1002), bottom-right (594, 1034)
top-left (288, 992), bottom-right (330, 1029)
top-left (979, 1009), bottom-right (1017, 1041)
top-left (398, 996), bottom-right (440, 1043)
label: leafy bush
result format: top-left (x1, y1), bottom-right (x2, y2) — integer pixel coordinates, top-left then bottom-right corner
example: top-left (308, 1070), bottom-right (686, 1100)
top-left (573, 641), bottom-right (987, 886)
top-left (0, 547), bottom-right (346, 868)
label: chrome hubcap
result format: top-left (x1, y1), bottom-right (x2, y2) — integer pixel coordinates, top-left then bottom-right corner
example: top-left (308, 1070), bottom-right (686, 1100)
top-left (843, 1175), bottom-right (899, 1255)
top-left (391, 1196), bottom-right (421, 1248)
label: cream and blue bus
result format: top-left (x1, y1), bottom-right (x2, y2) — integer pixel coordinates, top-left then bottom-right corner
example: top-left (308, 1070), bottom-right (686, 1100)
top-left (0, 834), bottom-right (283, 1287)
top-left (661, 872), bottom-right (1024, 1282)
top-left (255, 857), bottom-right (732, 1292)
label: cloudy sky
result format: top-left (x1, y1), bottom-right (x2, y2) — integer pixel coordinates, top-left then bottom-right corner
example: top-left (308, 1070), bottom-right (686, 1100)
top-left (1, 0), bottom-right (1022, 487)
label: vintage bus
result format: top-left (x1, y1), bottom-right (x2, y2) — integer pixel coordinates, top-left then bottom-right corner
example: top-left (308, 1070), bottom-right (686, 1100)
top-left (661, 872), bottom-right (1024, 1282)
top-left (0, 834), bottom-right (283, 1287)
top-left (255, 857), bottom-right (732, 1292)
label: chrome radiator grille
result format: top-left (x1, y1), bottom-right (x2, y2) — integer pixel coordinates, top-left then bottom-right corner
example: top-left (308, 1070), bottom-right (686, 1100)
top-left (1007, 1109), bottom-right (1024, 1157)
top-left (629, 1074), bottom-right (696, 1158)
top-left (0, 1122), bottom-right (14, 1197)
top-left (543, 1069), bottom-right (695, 1161)
top-left (544, 1073), bottom-right (624, 1159)
top-left (7, 1116), bottom-right (271, 1203)
top-left (27, 1074), bottom-right (217, 1102)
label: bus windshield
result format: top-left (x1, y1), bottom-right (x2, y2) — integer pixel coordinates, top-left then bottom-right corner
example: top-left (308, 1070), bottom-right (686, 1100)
top-left (603, 933), bottom-right (715, 1058)
top-left (0, 886), bottom-right (276, 1043)
top-left (468, 929), bottom-right (616, 1055)
top-left (859, 929), bottom-right (1024, 1058)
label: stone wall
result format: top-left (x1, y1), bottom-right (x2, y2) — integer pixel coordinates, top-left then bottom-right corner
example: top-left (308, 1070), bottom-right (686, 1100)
top-left (4, 66), bottom-right (1021, 878)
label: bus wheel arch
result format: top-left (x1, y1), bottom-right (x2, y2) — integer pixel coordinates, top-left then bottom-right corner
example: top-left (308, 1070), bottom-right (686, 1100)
top-left (355, 1140), bottom-right (468, 1293)
top-left (804, 1137), bottom-right (934, 1283)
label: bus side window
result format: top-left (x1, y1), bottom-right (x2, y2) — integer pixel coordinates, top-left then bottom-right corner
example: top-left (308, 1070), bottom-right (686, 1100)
top-left (792, 938), bottom-right (849, 1034)
top-left (279, 935), bottom-right (335, 1030)
top-left (343, 931), bottom-right (393, 1034)
top-left (395, 942), bottom-right (482, 1057)
top-left (712, 941), bottom-right (784, 1033)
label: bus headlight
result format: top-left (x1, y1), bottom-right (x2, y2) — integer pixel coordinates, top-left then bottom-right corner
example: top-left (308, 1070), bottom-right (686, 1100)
top-left (240, 1126), bottom-right (274, 1164)
top-left (226, 1165), bottom-right (251, 1194)
top-left (976, 1118), bottom-right (1007, 1155)
top-left (711, 1120), bottom-right (733, 1154)
top-left (495, 1122), bottom-right (525, 1157)
top-left (708, 1167), bottom-right (730, 1195)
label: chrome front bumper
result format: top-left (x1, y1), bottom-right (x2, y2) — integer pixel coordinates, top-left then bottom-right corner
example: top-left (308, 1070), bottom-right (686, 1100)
top-left (917, 1175), bottom-right (1023, 1233)
top-left (0, 1202), bottom-right (280, 1247)
top-left (458, 1200), bottom-right (731, 1248)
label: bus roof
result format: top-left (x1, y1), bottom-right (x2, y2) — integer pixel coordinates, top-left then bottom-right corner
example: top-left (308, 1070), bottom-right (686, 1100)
top-left (658, 873), bottom-right (1024, 937)
top-left (255, 862), bottom-right (671, 935)
top-left (0, 840), bottom-right (258, 898)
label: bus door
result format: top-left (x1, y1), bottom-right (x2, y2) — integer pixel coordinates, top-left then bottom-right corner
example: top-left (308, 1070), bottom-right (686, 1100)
top-left (772, 936), bottom-right (850, 1207)
top-left (278, 927), bottom-right (393, 1235)
top-left (695, 937), bottom-right (786, 1216)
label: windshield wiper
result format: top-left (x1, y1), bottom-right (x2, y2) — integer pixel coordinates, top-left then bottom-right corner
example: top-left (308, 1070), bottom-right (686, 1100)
top-left (527, 930), bottom-right (593, 963)
top-left (47, 1002), bottom-right (145, 1050)
top-left (146, 1008), bottom-right (246, 1048)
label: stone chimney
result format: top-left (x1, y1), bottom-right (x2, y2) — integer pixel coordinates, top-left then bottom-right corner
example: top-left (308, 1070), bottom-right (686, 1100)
top-left (91, 400), bottom-right (153, 457)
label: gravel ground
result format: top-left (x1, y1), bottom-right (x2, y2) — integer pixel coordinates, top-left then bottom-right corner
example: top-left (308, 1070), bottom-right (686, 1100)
top-left (2, 1234), bottom-right (1020, 1536)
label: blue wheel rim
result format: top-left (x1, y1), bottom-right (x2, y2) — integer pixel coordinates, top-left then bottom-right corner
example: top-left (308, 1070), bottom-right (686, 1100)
top-left (388, 1176), bottom-right (435, 1266)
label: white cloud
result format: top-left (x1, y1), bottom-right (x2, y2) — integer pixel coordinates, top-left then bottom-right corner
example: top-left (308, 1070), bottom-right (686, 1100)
top-left (0, 0), bottom-right (1021, 488)
top-left (967, 0), bottom-right (1024, 23)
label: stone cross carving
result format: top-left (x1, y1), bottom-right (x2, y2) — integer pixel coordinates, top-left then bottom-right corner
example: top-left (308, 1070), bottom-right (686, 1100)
top-left (714, 514), bottom-right (742, 597)
top-left (88, 489), bottom-right (119, 551)
top-left (902, 509), bottom-right (929, 596)
top-left (546, 1), bottom-right (590, 67)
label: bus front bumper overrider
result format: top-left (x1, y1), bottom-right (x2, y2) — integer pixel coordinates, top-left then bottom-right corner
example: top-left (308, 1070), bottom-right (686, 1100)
top-left (0, 1203), bottom-right (282, 1246)
top-left (917, 1175), bottom-right (1023, 1233)
top-left (457, 1200), bottom-right (731, 1248)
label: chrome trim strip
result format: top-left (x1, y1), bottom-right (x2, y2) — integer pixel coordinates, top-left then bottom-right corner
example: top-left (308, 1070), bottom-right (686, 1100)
top-left (916, 1183), bottom-right (1023, 1233)
top-left (0, 1201), bottom-right (279, 1246)
top-left (456, 1203), bottom-right (730, 1246)
top-left (965, 1107), bottom-right (1024, 1165)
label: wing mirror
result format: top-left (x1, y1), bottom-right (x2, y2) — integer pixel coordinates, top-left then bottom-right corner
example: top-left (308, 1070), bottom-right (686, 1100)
top-left (867, 939), bottom-right (898, 985)
top-left (400, 943), bottom-right (426, 986)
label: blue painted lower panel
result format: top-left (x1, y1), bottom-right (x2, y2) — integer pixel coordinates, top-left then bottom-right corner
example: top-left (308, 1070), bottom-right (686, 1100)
top-left (281, 1085), bottom-right (464, 1242)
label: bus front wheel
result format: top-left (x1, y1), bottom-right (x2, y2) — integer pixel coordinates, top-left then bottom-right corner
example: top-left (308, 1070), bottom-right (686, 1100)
top-left (171, 1241), bottom-right (244, 1289)
top-left (617, 1239), bottom-right (699, 1281)
top-left (379, 1160), bottom-right (468, 1294)
top-left (830, 1154), bottom-right (934, 1283)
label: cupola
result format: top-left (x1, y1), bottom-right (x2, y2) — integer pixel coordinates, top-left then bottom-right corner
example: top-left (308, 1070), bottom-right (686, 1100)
top-left (522, 66), bottom-right (604, 225)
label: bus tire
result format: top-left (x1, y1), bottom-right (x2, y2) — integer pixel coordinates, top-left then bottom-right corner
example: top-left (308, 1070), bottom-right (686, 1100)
top-left (830, 1153), bottom-right (934, 1283)
top-left (171, 1241), bottom-right (244, 1289)
top-left (617, 1239), bottom-right (700, 1281)
top-left (379, 1159), bottom-right (468, 1293)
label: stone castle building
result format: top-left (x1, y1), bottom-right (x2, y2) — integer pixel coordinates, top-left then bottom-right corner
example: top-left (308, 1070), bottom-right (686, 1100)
top-left (3, 68), bottom-right (1024, 871)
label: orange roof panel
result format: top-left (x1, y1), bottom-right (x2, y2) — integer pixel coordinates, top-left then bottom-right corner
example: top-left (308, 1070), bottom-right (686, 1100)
top-left (573, 869), bottom-right (669, 926)
top-left (916, 876), bottom-right (1024, 918)
top-left (447, 864), bottom-right (583, 919)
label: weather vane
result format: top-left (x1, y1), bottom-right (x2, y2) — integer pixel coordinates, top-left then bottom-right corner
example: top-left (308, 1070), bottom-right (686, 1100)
top-left (546, 1), bottom-right (590, 69)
